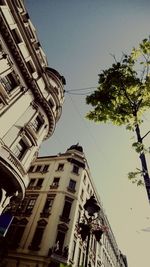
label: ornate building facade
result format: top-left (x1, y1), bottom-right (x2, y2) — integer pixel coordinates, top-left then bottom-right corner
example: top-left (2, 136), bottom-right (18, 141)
top-left (6, 145), bottom-right (127, 267)
top-left (0, 0), bottom-right (65, 214)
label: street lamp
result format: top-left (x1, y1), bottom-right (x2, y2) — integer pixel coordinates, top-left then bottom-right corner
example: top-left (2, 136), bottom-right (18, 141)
top-left (78, 195), bottom-right (104, 267)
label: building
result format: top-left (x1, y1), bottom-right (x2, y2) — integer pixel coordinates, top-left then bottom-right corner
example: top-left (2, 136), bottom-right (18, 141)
top-left (0, 0), bottom-right (65, 214)
top-left (118, 252), bottom-right (128, 267)
top-left (6, 144), bottom-right (127, 267)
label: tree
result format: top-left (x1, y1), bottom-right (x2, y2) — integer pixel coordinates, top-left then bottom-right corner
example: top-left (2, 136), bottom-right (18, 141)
top-left (86, 38), bottom-right (150, 203)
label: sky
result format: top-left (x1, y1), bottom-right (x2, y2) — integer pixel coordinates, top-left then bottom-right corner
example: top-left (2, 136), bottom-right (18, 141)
top-left (25, 1), bottom-right (150, 266)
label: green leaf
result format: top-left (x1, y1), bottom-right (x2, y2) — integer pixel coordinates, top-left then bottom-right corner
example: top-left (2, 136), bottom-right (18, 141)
top-left (86, 37), bottom-right (150, 195)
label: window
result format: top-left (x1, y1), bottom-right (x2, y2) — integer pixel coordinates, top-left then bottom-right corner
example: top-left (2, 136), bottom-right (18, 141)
top-left (72, 165), bottom-right (79, 174)
top-left (62, 201), bottom-right (71, 218)
top-left (42, 197), bottom-right (54, 214)
top-left (13, 139), bottom-right (28, 160)
top-left (68, 179), bottom-right (76, 192)
top-left (57, 163), bottom-right (64, 171)
top-left (16, 0), bottom-right (25, 11)
top-left (26, 25), bottom-right (35, 40)
top-left (29, 165), bottom-right (34, 172)
top-left (18, 196), bottom-right (37, 214)
top-left (29, 219), bottom-right (47, 251)
top-left (55, 231), bottom-right (65, 253)
top-left (6, 218), bottom-right (27, 249)
top-left (8, 225), bottom-right (25, 248)
top-left (36, 178), bottom-right (44, 187)
top-left (32, 116), bottom-right (43, 132)
top-left (35, 165), bottom-right (42, 172)
top-left (30, 227), bottom-right (44, 250)
top-left (60, 197), bottom-right (73, 222)
top-left (26, 60), bottom-right (35, 74)
top-left (26, 199), bottom-right (36, 213)
top-left (12, 28), bottom-right (22, 44)
top-left (28, 178), bottom-right (36, 188)
top-left (51, 177), bottom-right (60, 188)
top-left (0, 0), bottom-right (5, 5)
top-left (1, 72), bottom-right (18, 93)
top-left (28, 178), bottom-right (43, 189)
top-left (43, 164), bottom-right (49, 172)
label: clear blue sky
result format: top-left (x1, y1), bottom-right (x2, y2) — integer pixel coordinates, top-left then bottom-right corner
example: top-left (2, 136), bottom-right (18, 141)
top-left (25, 1), bottom-right (150, 266)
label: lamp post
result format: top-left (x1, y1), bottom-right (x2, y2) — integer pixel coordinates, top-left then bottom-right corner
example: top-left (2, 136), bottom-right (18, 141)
top-left (78, 195), bottom-right (104, 267)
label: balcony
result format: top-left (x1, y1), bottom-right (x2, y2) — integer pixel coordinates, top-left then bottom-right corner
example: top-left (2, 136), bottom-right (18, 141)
top-left (40, 211), bottom-right (50, 218)
top-left (50, 183), bottom-right (59, 189)
top-left (59, 215), bottom-right (70, 224)
top-left (0, 143), bottom-right (28, 198)
top-left (48, 246), bottom-right (68, 264)
top-left (67, 186), bottom-right (76, 194)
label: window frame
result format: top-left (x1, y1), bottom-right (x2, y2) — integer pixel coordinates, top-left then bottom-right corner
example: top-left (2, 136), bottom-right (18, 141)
top-left (28, 165), bottom-right (35, 172)
top-left (31, 115), bottom-right (43, 132)
top-left (72, 164), bottom-right (79, 175)
top-left (41, 196), bottom-right (54, 217)
top-left (43, 164), bottom-right (49, 173)
top-left (13, 138), bottom-right (28, 160)
top-left (28, 178), bottom-right (36, 188)
top-left (36, 178), bottom-right (44, 188)
top-left (0, 71), bottom-right (19, 94)
top-left (11, 28), bottom-right (22, 44)
top-left (50, 177), bottom-right (60, 188)
top-left (55, 230), bottom-right (66, 253)
top-left (68, 179), bottom-right (76, 192)
top-left (60, 197), bottom-right (73, 223)
top-left (17, 195), bottom-right (38, 215)
top-left (35, 165), bottom-right (42, 172)
top-left (43, 198), bottom-right (53, 212)
top-left (29, 226), bottom-right (44, 251)
top-left (57, 163), bottom-right (64, 171)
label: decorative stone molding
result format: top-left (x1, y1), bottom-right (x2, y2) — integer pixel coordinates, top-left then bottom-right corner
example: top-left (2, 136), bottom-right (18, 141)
top-left (0, 14), bottom-right (58, 139)
top-left (0, 188), bottom-right (18, 215)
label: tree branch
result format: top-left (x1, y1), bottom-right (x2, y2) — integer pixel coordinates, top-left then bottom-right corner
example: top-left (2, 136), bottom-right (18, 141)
top-left (109, 53), bottom-right (118, 63)
top-left (142, 130), bottom-right (150, 140)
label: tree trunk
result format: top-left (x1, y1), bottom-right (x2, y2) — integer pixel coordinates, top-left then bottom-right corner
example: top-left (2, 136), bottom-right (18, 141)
top-left (135, 123), bottom-right (150, 203)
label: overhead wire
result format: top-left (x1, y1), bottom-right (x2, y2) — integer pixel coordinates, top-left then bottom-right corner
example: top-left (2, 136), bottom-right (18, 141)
top-left (65, 86), bottom-right (97, 92)
top-left (64, 85), bottom-right (97, 96)
top-left (22, 85), bottom-right (98, 96)
top-left (23, 84), bottom-right (108, 160)
top-left (65, 91), bottom-right (92, 96)
top-left (66, 94), bottom-right (108, 161)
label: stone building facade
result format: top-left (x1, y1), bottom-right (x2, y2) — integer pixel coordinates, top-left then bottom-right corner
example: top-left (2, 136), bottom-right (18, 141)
top-left (0, 0), bottom-right (65, 213)
top-left (6, 145), bottom-right (127, 267)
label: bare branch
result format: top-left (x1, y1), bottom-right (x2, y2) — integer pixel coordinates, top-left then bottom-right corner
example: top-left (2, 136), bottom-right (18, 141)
top-left (142, 130), bottom-right (150, 140)
top-left (109, 53), bottom-right (118, 63)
